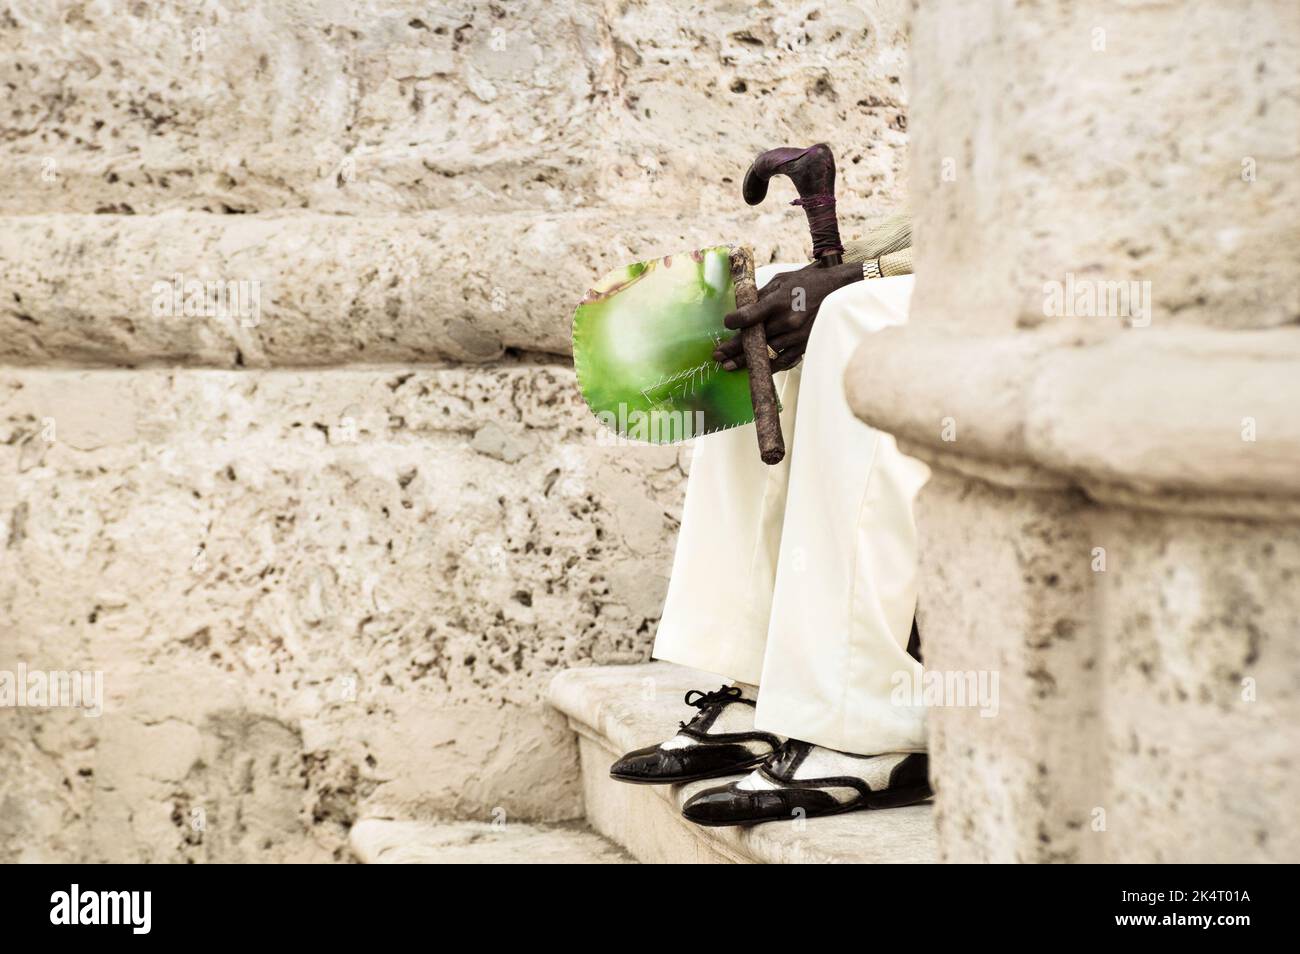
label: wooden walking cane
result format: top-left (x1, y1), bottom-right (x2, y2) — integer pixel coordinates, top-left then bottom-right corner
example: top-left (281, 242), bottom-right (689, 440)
top-left (735, 143), bottom-right (845, 465)
top-left (730, 245), bottom-right (784, 465)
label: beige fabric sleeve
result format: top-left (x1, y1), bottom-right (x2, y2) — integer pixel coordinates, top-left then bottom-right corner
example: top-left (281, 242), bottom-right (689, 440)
top-left (842, 211), bottom-right (912, 264)
top-left (879, 246), bottom-right (912, 277)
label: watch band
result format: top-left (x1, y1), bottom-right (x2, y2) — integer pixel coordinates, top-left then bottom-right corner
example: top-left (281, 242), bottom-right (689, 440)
top-left (861, 258), bottom-right (883, 281)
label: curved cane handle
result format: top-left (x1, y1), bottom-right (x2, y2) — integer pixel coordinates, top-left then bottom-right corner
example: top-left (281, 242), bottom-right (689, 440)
top-left (741, 143), bottom-right (842, 265)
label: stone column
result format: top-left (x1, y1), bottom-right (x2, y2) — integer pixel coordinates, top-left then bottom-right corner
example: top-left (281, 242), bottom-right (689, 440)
top-left (848, 0), bottom-right (1300, 862)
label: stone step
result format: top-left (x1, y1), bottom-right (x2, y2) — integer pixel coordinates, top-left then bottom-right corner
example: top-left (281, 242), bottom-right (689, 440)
top-left (547, 662), bottom-right (939, 864)
top-left (0, 210), bottom-right (810, 367)
top-left (0, 365), bottom-right (685, 851)
top-left (0, 2), bottom-right (904, 218)
top-left (350, 819), bottom-right (633, 864)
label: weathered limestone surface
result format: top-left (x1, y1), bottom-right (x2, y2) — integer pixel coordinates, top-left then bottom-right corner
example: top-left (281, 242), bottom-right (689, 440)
top-left (911, 471), bottom-right (1103, 863)
top-left (1, 1), bottom-right (913, 366)
top-left (847, 0), bottom-right (1300, 863)
top-left (1095, 506), bottom-right (1300, 863)
top-left (0, 365), bottom-right (686, 861)
top-left (2, 0), bottom-right (915, 861)
top-left (2, 1), bottom-right (909, 219)
top-left (0, 210), bottom-right (813, 367)
top-left (907, 474), bottom-right (1300, 864)
top-left (350, 818), bottom-right (633, 863)
top-left (847, 325), bottom-right (1300, 513)
top-left (909, 0), bottom-right (1299, 333)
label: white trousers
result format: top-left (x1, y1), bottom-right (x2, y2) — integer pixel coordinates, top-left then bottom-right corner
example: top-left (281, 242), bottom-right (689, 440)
top-left (653, 269), bottom-right (930, 755)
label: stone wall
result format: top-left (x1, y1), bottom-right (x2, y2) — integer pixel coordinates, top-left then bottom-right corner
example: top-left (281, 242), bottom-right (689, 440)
top-left (0, 1), bottom-right (912, 861)
top-left (850, 0), bottom-right (1299, 862)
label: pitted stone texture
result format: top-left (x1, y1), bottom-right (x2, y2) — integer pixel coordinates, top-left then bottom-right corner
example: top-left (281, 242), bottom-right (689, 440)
top-left (845, 324), bottom-right (1300, 513)
top-left (0, 0), bottom-right (917, 865)
top-left (2, 0), bottom-right (910, 218)
top-left (909, 0), bottom-right (1300, 332)
top-left (350, 818), bottom-right (633, 863)
top-left (1095, 507), bottom-right (1300, 864)
top-left (0, 363), bottom-right (686, 862)
top-left (0, 210), bottom-right (817, 367)
top-left (841, 0), bottom-right (1299, 867)
top-left (914, 467), bottom-right (1300, 864)
top-left (3, 0), bottom-right (913, 368)
top-left (917, 470), bottom-right (1103, 864)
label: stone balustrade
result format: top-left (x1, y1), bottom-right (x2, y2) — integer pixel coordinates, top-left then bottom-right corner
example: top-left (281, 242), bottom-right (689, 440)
top-left (848, 0), bottom-right (1300, 862)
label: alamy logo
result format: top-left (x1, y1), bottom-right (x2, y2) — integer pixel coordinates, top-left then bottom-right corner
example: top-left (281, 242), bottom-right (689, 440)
top-left (50, 884), bottom-right (151, 934)
top-left (151, 272), bottom-right (262, 327)
top-left (890, 668), bottom-right (1000, 718)
top-left (594, 403), bottom-right (707, 446)
top-left (1042, 272), bottom-right (1151, 327)
top-left (0, 664), bottom-right (103, 717)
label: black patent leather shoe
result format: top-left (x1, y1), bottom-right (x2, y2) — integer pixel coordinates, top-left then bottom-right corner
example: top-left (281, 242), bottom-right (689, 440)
top-left (609, 686), bottom-right (782, 785)
top-left (680, 740), bottom-right (932, 826)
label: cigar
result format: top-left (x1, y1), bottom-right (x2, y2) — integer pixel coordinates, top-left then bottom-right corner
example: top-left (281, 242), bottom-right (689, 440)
top-left (729, 246), bottom-right (785, 465)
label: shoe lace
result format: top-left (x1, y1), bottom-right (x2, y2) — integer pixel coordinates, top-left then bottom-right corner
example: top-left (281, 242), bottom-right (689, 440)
top-left (678, 685), bottom-right (742, 730)
top-left (761, 738), bottom-right (810, 778)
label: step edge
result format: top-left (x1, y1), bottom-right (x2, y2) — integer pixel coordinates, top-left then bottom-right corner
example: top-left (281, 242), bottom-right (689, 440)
top-left (552, 671), bottom-right (939, 865)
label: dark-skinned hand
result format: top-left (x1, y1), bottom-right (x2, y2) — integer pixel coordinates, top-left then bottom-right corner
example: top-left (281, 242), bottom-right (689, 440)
top-left (713, 260), bottom-right (863, 372)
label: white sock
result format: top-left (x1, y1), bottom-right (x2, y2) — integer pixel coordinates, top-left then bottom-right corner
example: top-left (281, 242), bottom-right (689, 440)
top-left (735, 746), bottom-right (912, 804)
top-left (659, 684), bottom-right (770, 755)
